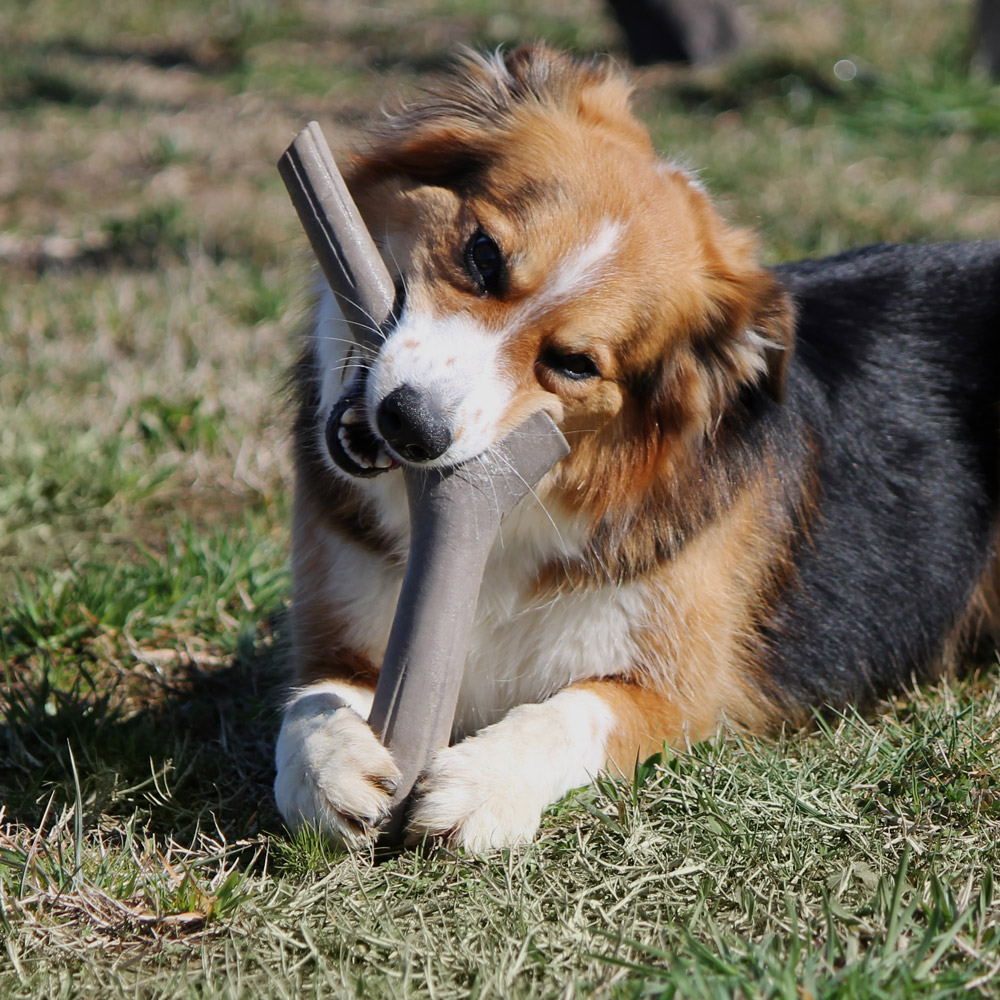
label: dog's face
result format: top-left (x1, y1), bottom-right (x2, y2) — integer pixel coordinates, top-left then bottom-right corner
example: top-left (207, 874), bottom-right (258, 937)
top-left (319, 47), bottom-right (793, 507)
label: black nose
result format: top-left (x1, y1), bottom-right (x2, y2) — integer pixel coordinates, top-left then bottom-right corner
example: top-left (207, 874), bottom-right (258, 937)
top-left (376, 384), bottom-right (453, 463)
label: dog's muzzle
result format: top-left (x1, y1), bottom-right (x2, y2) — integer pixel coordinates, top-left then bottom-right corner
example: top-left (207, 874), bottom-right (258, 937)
top-left (325, 374), bottom-right (455, 477)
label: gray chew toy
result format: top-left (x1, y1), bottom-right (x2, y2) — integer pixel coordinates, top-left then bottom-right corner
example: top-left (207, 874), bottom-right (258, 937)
top-left (279, 122), bottom-right (569, 844)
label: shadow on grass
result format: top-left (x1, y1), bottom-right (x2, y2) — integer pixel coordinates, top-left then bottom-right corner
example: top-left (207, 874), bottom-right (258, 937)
top-left (0, 611), bottom-right (290, 844)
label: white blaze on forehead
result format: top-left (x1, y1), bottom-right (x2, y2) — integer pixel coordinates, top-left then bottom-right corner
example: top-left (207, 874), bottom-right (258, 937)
top-left (529, 217), bottom-right (624, 317)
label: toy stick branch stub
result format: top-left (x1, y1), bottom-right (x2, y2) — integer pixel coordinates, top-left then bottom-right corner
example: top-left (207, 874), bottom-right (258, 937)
top-left (278, 121), bottom-right (569, 846)
top-left (277, 121), bottom-right (394, 346)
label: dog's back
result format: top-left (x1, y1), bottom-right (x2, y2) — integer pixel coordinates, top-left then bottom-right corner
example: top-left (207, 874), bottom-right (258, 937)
top-left (764, 243), bottom-right (1000, 709)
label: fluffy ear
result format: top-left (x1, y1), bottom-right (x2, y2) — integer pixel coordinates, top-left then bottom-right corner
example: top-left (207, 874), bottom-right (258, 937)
top-left (749, 277), bottom-right (796, 403)
top-left (502, 44), bottom-right (646, 145)
top-left (647, 270), bottom-right (796, 455)
top-left (348, 123), bottom-right (491, 189)
top-left (694, 269), bottom-right (797, 412)
top-left (347, 45), bottom-right (639, 188)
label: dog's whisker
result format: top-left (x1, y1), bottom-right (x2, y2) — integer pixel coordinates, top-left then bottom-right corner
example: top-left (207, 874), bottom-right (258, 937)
top-left (334, 318), bottom-right (385, 347)
top-left (317, 335), bottom-right (380, 360)
top-left (332, 366), bottom-right (370, 381)
top-left (331, 312), bottom-right (385, 337)
top-left (330, 353), bottom-right (372, 373)
top-left (487, 445), bottom-right (567, 555)
top-left (381, 222), bottom-right (409, 329)
top-left (322, 319), bottom-right (383, 343)
top-left (331, 286), bottom-right (390, 344)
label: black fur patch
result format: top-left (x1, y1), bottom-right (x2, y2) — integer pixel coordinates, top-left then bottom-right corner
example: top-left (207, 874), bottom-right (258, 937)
top-left (759, 243), bottom-right (1000, 710)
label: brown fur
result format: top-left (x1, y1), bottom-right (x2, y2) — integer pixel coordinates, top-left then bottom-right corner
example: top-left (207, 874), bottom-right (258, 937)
top-left (292, 45), bottom-right (803, 743)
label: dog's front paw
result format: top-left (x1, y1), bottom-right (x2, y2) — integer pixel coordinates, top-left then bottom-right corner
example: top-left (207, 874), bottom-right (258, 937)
top-left (406, 726), bottom-right (546, 852)
top-left (274, 690), bottom-right (401, 847)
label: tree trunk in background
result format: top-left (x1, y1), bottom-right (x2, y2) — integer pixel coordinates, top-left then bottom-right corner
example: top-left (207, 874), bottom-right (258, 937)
top-left (977, 0), bottom-right (1000, 77)
top-left (605, 0), bottom-right (742, 66)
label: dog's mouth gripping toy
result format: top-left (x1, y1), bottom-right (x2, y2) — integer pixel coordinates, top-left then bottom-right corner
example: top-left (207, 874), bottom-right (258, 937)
top-left (278, 122), bottom-right (569, 845)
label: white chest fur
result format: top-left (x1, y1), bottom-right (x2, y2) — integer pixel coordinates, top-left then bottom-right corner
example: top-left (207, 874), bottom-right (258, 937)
top-left (306, 283), bottom-right (641, 735)
top-left (310, 474), bottom-right (641, 739)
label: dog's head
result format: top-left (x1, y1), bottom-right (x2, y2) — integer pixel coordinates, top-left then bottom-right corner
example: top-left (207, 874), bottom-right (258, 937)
top-left (316, 45), bottom-right (794, 503)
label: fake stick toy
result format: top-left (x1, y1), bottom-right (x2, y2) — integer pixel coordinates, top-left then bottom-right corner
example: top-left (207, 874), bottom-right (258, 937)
top-left (278, 122), bottom-right (569, 844)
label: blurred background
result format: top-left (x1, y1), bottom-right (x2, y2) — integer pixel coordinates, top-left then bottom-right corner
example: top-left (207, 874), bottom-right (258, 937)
top-left (1, 0), bottom-right (997, 590)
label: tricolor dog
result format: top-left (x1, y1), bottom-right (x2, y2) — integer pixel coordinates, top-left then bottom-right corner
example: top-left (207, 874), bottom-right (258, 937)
top-left (274, 45), bottom-right (1000, 851)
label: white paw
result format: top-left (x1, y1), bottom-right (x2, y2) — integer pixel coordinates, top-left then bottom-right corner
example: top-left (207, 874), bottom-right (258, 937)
top-left (407, 709), bottom-right (552, 852)
top-left (407, 693), bottom-right (615, 852)
top-left (274, 689), bottom-right (401, 847)
top-left (408, 744), bottom-right (543, 852)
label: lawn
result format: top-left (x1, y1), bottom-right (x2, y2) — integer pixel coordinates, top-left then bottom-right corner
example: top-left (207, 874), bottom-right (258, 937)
top-left (2, 0), bottom-right (999, 996)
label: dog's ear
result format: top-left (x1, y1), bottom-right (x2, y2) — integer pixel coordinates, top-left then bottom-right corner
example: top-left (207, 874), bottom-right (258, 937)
top-left (503, 44), bottom-right (645, 144)
top-left (347, 46), bottom-right (645, 189)
top-left (749, 276), bottom-right (796, 404)
top-left (693, 268), bottom-right (797, 409)
top-left (348, 126), bottom-right (490, 190)
top-left (648, 270), bottom-right (796, 450)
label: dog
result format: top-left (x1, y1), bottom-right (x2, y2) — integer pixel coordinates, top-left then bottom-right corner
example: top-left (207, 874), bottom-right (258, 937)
top-left (273, 44), bottom-right (1000, 852)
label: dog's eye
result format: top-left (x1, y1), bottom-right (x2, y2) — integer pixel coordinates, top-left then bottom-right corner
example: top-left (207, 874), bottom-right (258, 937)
top-left (465, 232), bottom-right (503, 294)
top-left (540, 348), bottom-right (601, 381)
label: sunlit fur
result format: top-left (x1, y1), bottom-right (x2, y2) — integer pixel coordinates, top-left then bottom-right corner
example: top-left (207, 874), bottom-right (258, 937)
top-left (275, 45), bottom-right (1000, 851)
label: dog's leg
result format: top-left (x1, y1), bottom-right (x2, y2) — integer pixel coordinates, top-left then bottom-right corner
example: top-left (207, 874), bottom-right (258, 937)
top-left (407, 679), bottom-right (688, 852)
top-left (273, 680), bottom-right (402, 847)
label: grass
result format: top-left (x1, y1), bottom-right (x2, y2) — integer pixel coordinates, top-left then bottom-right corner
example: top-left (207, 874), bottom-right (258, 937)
top-left (1, 0), bottom-right (998, 995)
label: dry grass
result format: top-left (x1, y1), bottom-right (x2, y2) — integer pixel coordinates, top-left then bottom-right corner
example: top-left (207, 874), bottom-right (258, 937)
top-left (4, 682), bottom-right (1000, 997)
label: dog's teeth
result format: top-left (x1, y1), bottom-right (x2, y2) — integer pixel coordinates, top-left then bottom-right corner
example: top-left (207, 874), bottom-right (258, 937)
top-left (374, 450), bottom-right (394, 469)
top-left (338, 426), bottom-right (374, 469)
top-left (337, 427), bottom-right (352, 456)
top-left (340, 407), bottom-right (363, 426)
